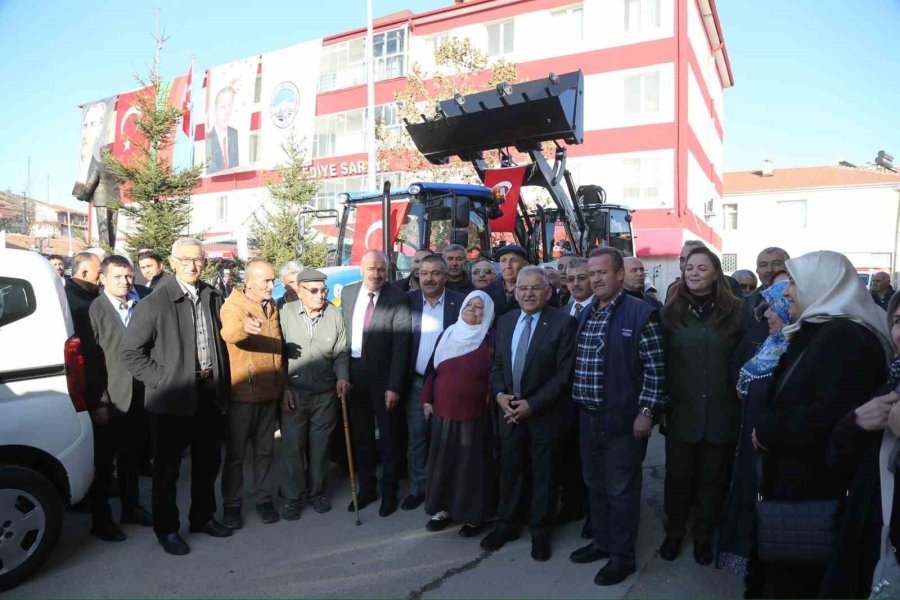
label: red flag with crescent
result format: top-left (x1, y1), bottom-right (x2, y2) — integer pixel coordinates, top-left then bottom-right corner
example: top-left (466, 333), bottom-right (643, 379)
top-left (483, 166), bottom-right (527, 233)
top-left (350, 201), bottom-right (411, 264)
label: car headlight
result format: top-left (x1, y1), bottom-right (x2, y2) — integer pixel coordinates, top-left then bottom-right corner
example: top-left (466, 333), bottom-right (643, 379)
top-left (408, 184), bottom-right (422, 196)
top-left (337, 193), bottom-right (350, 205)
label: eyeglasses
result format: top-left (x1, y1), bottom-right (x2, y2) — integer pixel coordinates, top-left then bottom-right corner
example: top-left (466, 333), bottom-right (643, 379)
top-left (515, 285), bottom-right (547, 293)
top-left (301, 286), bottom-right (328, 295)
top-left (174, 257), bottom-right (205, 267)
top-left (472, 269), bottom-right (493, 276)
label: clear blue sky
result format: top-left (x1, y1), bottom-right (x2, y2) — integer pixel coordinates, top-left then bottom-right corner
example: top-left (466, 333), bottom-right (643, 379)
top-left (0, 0), bottom-right (898, 210)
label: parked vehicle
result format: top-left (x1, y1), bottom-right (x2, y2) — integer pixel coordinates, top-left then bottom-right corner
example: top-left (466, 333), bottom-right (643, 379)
top-left (0, 249), bottom-right (94, 591)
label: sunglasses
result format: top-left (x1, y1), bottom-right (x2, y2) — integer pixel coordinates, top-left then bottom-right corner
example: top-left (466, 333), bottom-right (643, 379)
top-left (301, 286), bottom-right (328, 295)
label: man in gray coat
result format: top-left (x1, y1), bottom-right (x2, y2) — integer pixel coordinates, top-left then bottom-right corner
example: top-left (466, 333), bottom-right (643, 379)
top-left (121, 238), bottom-right (233, 556)
top-left (279, 269), bottom-right (350, 518)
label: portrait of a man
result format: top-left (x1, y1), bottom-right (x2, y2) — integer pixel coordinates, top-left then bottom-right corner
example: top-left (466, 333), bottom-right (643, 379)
top-left (206, 86), bottom-right (240, 174)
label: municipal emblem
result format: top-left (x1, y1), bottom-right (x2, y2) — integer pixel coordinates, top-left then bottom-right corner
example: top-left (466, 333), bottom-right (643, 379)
top-left (269, 82), bottom-right (300, 129)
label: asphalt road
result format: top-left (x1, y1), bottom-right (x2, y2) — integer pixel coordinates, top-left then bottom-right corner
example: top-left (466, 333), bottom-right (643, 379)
top-left (9, 432), bottom-right (744, 598)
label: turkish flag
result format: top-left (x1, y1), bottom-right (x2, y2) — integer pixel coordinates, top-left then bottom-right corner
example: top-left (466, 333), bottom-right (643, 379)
top-left (483, 166), bottom-right (527, 233)
top-left (350, 201), bottom-right (411, 264)
top-left (180, 63), bottom-right (193, 137)
top-left (112, 89), bottom-right (146, 166)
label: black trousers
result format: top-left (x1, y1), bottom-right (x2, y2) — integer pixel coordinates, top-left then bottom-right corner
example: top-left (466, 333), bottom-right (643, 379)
top-left (579, 406), bottom-right (647, 565)
top-left (148, 380), bottom-right (223, 536)
top-left (496, 418), bottom-right (559, 543)
top-left (348, 359), bottom-right (401, 498)
top-left (664, 436), bottom-right (733, 541)
top-left (89, 405), bottom-right (148, 524)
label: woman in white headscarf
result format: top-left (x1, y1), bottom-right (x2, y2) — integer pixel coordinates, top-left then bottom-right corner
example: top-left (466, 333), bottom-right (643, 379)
top-left (420, 290), bottom-right (494, 537)
top-left (753, 251), bottom-right (891, 598)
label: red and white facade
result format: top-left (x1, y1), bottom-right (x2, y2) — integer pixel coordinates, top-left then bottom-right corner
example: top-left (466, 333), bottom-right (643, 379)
top-left (125, 0), bottom-right (733, 282)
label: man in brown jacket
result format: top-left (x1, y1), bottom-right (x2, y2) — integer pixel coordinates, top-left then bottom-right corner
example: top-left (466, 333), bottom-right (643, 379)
top-left (219, 259), bottom-right (285, 528)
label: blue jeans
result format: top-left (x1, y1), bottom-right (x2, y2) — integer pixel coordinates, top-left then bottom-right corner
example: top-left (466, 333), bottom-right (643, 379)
top-left (405, 375), bottom-right (430, 496)
top-left (579, 405), bottom-right (647, 565)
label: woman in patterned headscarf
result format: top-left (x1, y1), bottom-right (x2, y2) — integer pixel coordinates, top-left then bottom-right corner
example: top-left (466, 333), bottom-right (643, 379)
top-left (716, 272), bottom-right (792, 593)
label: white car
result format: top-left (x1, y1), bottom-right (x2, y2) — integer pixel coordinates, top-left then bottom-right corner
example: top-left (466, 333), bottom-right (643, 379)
top-left (0, 249), bottom-right (94, 591)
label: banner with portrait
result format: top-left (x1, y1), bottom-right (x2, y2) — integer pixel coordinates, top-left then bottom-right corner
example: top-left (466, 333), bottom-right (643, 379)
top-left (259, 40), bottom-right (321, 169)
top-left (204, 57), bottom-right (258, 176)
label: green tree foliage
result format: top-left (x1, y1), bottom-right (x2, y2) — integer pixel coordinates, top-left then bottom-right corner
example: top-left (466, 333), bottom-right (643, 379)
top-left (103, 70), bottom-right (201, 260)
top-left (248, 136), bottom-right (326, 270)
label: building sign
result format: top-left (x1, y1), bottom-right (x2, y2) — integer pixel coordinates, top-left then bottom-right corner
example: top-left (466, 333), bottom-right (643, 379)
top-left (306, 159), bottom-right (371, 179)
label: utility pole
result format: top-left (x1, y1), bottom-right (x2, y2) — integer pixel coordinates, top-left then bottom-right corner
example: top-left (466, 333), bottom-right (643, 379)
top-left (366, 0), bottom-right (376, 191)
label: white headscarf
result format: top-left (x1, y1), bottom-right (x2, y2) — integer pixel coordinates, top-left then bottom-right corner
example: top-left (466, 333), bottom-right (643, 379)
top-left (432, 290), bottom-right (494, 368)
top-left (782, 250), bottom-right (892, 359)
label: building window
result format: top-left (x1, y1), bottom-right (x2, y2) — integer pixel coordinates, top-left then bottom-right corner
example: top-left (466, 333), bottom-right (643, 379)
top-left (249, 133), bottom-right (261, 163)
top-left (624, 71), bottom-right (660, 114)
top-left (777, 199), bottom-right (807, 228)
top-left (427, 33), bottom-right (450, 58)
top-left (216, 196), bottom-right (228, 222)
top-left (487, 20), bottom-right (515, 57)
top-left (373, 28), bottom-right (406, 81)
top-left (624, 0), bottom-right (661, 32)
top-left (551, 5), bottom-right (584, 42)
top-left (311, 172), bottom-right (403, 211)
top-left (253, 73), bottom-right (262, 104)
top-left (373, 103), bottom-right (401, 142)
top-left (313, 109), bottom-right (366, 159)
top-left (723, 203), bottom-right (738, 230)
top-left (318, 38), bottom-right (366, 93)
top-left (722, 253), bottom-right (737, 273)
top-left (621, 157), bottom-right (660, 201)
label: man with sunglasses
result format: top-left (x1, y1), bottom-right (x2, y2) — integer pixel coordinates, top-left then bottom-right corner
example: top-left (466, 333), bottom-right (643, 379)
top-left (279, 269), bottom-right (350, 519)
top-left (121, 238), bottom-right (233, 556)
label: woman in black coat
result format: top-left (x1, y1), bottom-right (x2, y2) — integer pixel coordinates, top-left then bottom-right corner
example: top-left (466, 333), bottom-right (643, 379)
top-left (753, 251), bottom-right (891, 599)
top-left (820, 292), bottom-right (900, 598)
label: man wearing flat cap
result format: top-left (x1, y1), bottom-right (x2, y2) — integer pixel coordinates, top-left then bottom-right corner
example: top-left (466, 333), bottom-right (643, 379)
top-left (486, 244), bottom-right (530, 316)
top-left (279, 268), bottom-right (350, 519)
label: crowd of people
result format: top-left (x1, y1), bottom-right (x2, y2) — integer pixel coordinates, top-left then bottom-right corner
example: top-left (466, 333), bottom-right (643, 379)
top-left (57, 236), bottom-right (900, 597)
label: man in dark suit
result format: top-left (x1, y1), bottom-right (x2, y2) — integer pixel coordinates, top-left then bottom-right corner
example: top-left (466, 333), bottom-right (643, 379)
top-left (482, 266), bottom-right (577, 561)
top-left (85, 255), bottom-right (153, 542)
top-left (341, 249), bottom-right (412, 517)
top-left (622, 257), bottom-right (662, 310)
top-left (393, 248), bottom-right (432, 293)
top-left (402, 254), bottom-right (465, 511)
top-left (484, 244), bottom-right (528, 317)
top-left (137, 250), bottom-right (170, 291)
top-left (206, 86), bottom-right (239, 174)
top-left (121, 238), bottom-right (233, 556)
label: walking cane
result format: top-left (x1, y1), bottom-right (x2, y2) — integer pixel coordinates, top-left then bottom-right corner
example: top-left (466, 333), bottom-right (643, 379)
top-left (340, 389), bottom-right (361, 525)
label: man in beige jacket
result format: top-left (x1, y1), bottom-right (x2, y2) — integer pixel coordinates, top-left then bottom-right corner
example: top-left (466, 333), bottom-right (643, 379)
top-left (219, 260), bottom-right (285, 529)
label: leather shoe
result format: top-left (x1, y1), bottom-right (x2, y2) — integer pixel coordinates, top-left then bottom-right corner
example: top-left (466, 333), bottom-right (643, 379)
top-left (401, 493), bottom-right (425, 511)
top-left (659, 536), bottom-right (682, 561)
top-left (348, 491), bottom-right (378, 512)
top-left (158, 533), bottom-right (190, 556)
top-left (594, 560), bottom-right (636, 586)
top-left (256, 502), bottom-right (280, 524)
top-left (569, 542), bottom-right (609, 564)
top-left (121, 506), bottom-right (152, 527)
top-left (379, 495), bottom-right (398, 517)
top-left (91, 520), bottom-right (126, 542)
top-left (458, 523), bottom-right (484, 538)
top-left (531, 539), bottom-right (552, 562)
top-left (693, 538), bottom-right (713, 566)
top-left (189, 518), bottom-right (233, 538)
top-left (222, 506), bottom-right (243, 530)
top-left (310, 496), bottom-right (331, 514)
top-left (480, 528), bottom-right (520, 551)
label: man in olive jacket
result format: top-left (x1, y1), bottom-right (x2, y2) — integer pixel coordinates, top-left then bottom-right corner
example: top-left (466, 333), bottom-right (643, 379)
top-left (279, 269), bottom-right (350, 519)
top-left (121, 238), bottom-right (232, 556)
top-left (219, 260), bottom-right (284, 529)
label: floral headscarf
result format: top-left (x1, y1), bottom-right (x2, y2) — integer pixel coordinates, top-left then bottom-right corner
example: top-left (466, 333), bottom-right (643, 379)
top-left (736, 280), bottom-right (792, 396)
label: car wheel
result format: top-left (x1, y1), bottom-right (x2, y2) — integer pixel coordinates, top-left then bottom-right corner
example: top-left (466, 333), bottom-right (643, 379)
top-left (0, 466), bottom-right (63, 592)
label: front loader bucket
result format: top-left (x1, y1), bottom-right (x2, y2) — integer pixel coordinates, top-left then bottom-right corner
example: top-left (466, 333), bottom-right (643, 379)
top-left (405, 71), bottom-right (584, 166)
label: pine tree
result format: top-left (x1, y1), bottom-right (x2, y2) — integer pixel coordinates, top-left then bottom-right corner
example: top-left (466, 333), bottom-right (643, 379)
top-left (248, 136), bottom-right (326, 269)
top-left (103, 69), bottom-right (201, 260)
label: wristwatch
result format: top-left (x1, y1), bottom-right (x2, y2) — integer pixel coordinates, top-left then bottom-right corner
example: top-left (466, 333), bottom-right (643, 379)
top-left (638, 406), bottom-right (655, 419)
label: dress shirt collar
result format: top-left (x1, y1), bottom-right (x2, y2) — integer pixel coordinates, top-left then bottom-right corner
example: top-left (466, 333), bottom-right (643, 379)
top-left (176, 278), bottom-right (199, 300)
top-left (423, 290), bottom-right (445, 309)
top-left (518, 309), bottom-right (542, 326)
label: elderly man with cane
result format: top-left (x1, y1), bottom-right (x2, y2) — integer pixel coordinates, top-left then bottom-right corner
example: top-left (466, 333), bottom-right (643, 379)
top-left (279, 269), bottom-right (350, 519)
